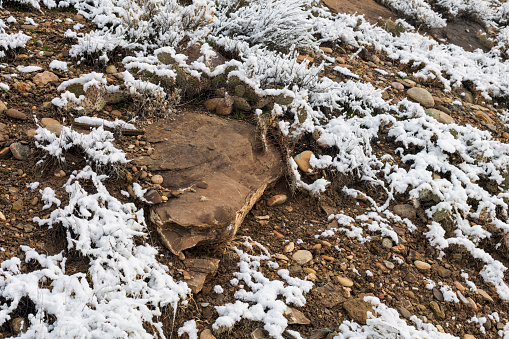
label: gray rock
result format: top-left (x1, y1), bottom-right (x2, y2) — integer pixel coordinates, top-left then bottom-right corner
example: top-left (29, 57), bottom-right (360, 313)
top-left (398, 307), bottom-right (412, 319)
top-left (393, 204), bottom-right (416, 219)
top-left (292, 250), bottom-right (313, 265)
top-left (407, 87), bottom-right (434, 107)
top-left (425, 108), bottom-right (455, 124)
top-left (391, 82), bottom-right (404, 91)
top-left (10, 142), bottom-right (30, 160)
top-left (106, 65), bottom-right (117, 74)
top-left (432, 287), bottom-right (444, 302)
top-left (382, 238), bottom-right (393, 249)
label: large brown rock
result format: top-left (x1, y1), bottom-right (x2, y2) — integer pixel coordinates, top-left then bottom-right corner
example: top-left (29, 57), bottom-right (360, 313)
top-left (343, 294), bottom-right (375, 324)
top-left (184, 258), bottom-right (220, 294)
top-left (137, 111), bottom-right (282, 256)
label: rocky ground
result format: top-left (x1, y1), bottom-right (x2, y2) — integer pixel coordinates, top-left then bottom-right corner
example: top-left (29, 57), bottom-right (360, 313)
top-left (1, 1), bottom-right (509, 339)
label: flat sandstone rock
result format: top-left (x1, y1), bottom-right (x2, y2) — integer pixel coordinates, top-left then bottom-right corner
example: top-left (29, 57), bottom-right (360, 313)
top-left (136, 110), bottom-right (282, 256)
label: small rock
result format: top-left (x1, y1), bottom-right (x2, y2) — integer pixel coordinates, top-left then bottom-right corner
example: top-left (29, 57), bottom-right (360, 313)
top-left (475, 111), bottom-right (494, 125)
top-left (23, 224), bottom-right (34, 233)
top-left (31, 197), bottom-right (39, 206)
top-left (407, 87), bottom-right (434, 107)
top-left (33, 71), bottom-right (59, 86)
top-left (283, 242), bottom-right (295, 253)
top-left (463, 334), bottom-right (476, 339)
top-left (0, 147), bottom-right (11, 159)
top-left (251, 328), bottom-right (267, 339)
top-left (335, 276), bottom-right (353, 287)
top-left (457, 291), bottom-right (469, 305)
top-left (5, 108), bottom-right (27, 120)
top-left (454, 281), bottom-right (466, 291)
top-left (414, 260), bottom-right (431, 271)
top-left (204, 98), bottom-right (222, 111)
top-left (46, 124), bottom-right (62, 136)
top-left (430, 301), bottom-right (445, 319)
top-left (10, 142), bottom-right (31, 160)
top-left (307, 273), bottom-right (317, 281)
top-left (476, 289), bottom-right (494, 303)
top-left (267, 194), bottom-right (287, 207)
top-left (322, 254), bottom-right (334, 262)
top-left (297, 55), bottom-right (314, 63)
top-left (151, 175), bottom-right (164, 185)
top-left (145, 189), bottom-right (163, 204)
top-left (106, 65), bottom-right (117, 74)
top-left (292, 250), bottom-right (313, 265)
top-left (320, 47), bottom-right (333, 54)
top-left (384, 261), bottom-right (395, 270)
top-left (12, 200), bottom-right (23, 213)
top-left (436, 266), bottom-right (452, 278)
top-left (432, 287), bottom-right (444, 302)
top-left (200, 329), bottom-right (216, 339)
top-left (391, 82), bottom-right (404, 90)
top-left (42, 101), bottom-right (52, 109)
top-left (274, 253), bottom-right (290, 261)
top-left (382, 238), bottom-right (393, 249)
top-left (41, 117), bottom-right (59, 127)
top-left (111, 109), bottom-right (122, 117)
top-left (284, 306), bottom-right (311, 325)
top-left (425, 108), bottom-right (455, 124)
top-left (398, 307), bottom-right (412, 319)
top-left (26, 129), bottom-right (37, 137)
top-left (303, 267), bottom-right (316, 274)
top-left (343, 296), bottom-right (375, 324)
top-left (0, 101), bottom-right (7, 113)
top-left (0, 211), bottom-right (6, 221)
top-left (393, 204), bottom-right (416, 219)
top-left (294, 150), bottom-right (314, 173)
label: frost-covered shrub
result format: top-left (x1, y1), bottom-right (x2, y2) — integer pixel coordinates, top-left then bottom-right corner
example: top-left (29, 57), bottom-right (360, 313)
top-left (213, 0), bottom-right (320, 52)
top-left (376, 0), bottom-right (446, 28)
top-left (0, 19), bottom-right (31, 58)
top-left (0, 167), bottom-right (189, 338)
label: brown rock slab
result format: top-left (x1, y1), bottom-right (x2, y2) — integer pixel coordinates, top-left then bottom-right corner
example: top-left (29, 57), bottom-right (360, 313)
top-left (284, 306), bottom-right (310, 325)
top-left (184, 258), bottom-right (220, 294)
top-left (143, 112), bottom-right (281, 256)
top-left (314, 282), bottom-right (347, 307)
top-left (343, 295), bottom-right (375, 324)
top-left (10, 142), bottom-right (31, 160)
top-left (33, 71), bottom-right (59, 86)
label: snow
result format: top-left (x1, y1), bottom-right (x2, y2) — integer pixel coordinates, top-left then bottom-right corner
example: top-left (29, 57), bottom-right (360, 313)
top-left (49, 60), bottom-right (68, 71)
top-left (17, 65), bottom-right (42, 73)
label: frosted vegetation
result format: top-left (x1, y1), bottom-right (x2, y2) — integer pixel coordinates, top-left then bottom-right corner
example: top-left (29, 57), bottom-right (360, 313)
top-left (2, 0), bottom-right (509, 337)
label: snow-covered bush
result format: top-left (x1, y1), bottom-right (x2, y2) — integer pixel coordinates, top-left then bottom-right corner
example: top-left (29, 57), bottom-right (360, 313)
top-left (376, 0), bottom-right (446, 28)
top-left (213, 0), bottom-right (320, 52)
top-left (0, 167), bottom-right (189, 338)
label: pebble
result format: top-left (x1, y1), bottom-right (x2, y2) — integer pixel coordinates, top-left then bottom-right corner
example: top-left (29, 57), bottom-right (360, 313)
top-left (41, 117), bottom-right (59, 127)
top-left (0, 211), bottom-right (6, 221)
top-left (393, 204), bottom-right (416, 219)
top-left (432, 287), bottom-right (444, 302)
top-left (111, 109), bottom-right (122, 117)
top-left (436, 266), bottom-right (452, 278)
top-left (475, 111), bottom-right (494, 125)
top-left (476, 288), bottom-right (494, 302)
top-left (46, 124), bottom-right (62, 136)
top-left (335, 276), bottom-right (353, 287)
top-left (12, 200), bottom-right (23, 212)
top-left (463, 335), bottom-right (476, 339)
top-left (429, 301), bottom-right (445, 319)
top-left (273, 230), bottom-right (284, 238)
top-left (267, 194), bottom-right (287, 207)
top-left (31, 197), bottom-right (39, 206)
top-left (414, 260), bottom-right (431, 271)
top-left (200, 329), bottom-right (216, 339)
top-left (321, 240), bottom-right (332, 247)
top-left (382, 238), bottom-right (393, 249)
top-left (407, 87), bottom-right (434, 107)
top-left (294, 150), bottom-right (314, 173)
top-left (106, 65), bottom-right (117, 74)
top-left (398, 307), bottom-right (412, 319)
top-left (274, 254), bottom-right (290, 261)
top-left (5, 108), bottom-right (27, 120)
top-left (425, 108), bottom-right (455, 124)
top-left (384, 261), bottom-right (394, 269)
top-left (10, 142), bottom-right (31, 160)
top-left (454, 281), bottom-right (466, 291)
top-left (251, 328), bottom-right (266, 339)
top-left (283, 242), bottom-right (295, 253)
top-left (33, 71), bottom-right (59, 86)
top-left (292, 250), bottom-right (313, 265)
top-left (312, 243), bottom-right (322, 250)
top-left (0, 101), bottom-right (7, 114)
top-left (375, 262), bottom-right (389, 272)
top-left (303, 267), bottom-right (316, 274)
top-left (322, 255), bottom-right (334, 262)
top-left (320, 47), bottom-right (333, 53)
top-left (391, 82), bottom-right (404, 90)
top-left (151, 175), bottom-right (163, 184)
top-left (307, 273), bottom-right (317, 281)
top-left (144, 189), bottom-right (162, 204)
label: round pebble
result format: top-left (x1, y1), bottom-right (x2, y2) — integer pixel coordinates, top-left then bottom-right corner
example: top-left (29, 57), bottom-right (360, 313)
top-left (151, 175), bottom-right (163, 184)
